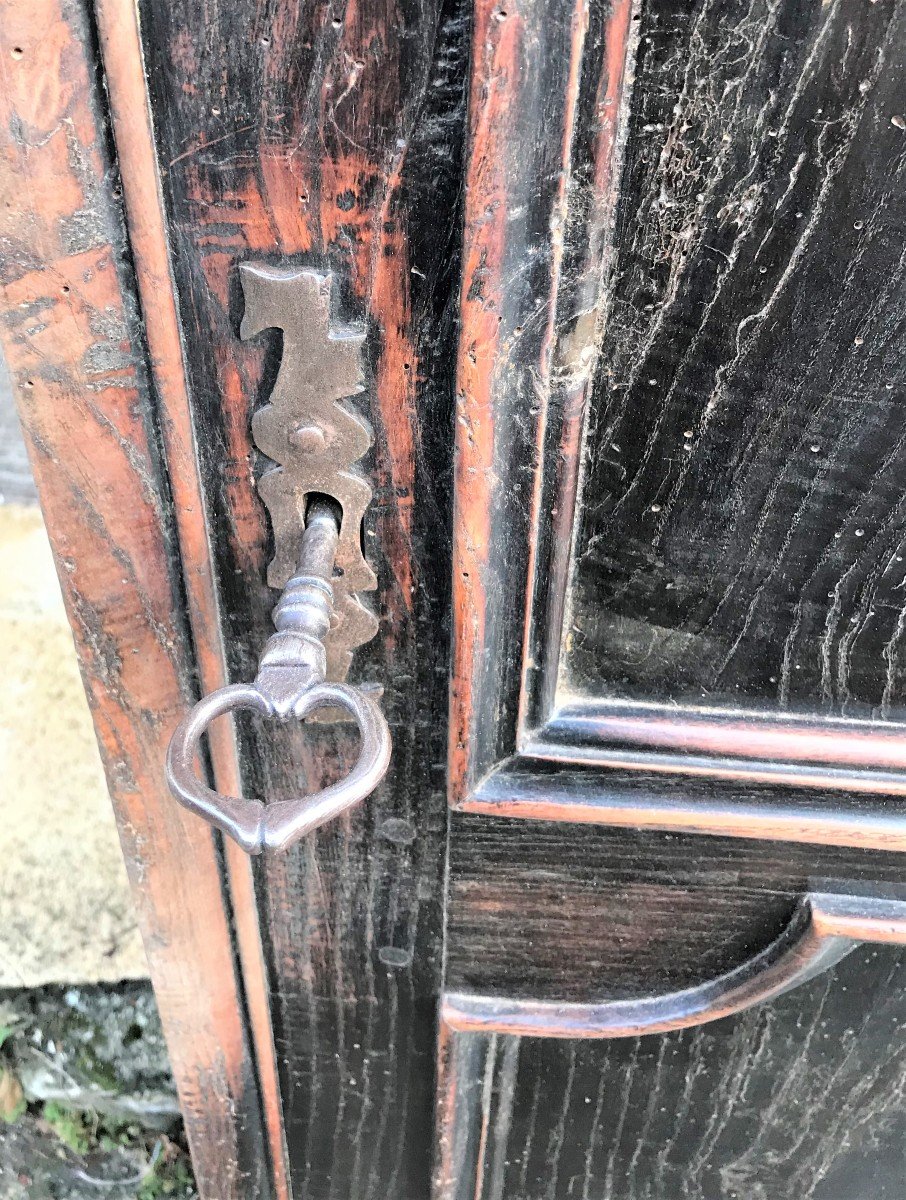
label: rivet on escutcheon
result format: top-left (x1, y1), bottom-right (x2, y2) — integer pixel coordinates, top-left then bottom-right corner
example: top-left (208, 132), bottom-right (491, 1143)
top-left (289, 424), bottom-right (327, 453)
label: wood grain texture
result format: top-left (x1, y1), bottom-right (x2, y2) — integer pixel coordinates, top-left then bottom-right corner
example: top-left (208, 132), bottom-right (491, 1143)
top-left (450, 0), bottom-right (637, 798)
top-left (566, 0), bottom-right (906, 721)
top-left (441, 0), bottom-right (906, 1188)
top-left (445, 817), bottom-right (906, 1001)
top-left (440, 818), bottom-right (906, 1195)
top-left (437, 947), bottom-right (906, 1200)
top-left (0, 0), bottom-right (269, 1194)
top-left (137, 0), bottom-right (468, 1193)
top-left (443, 892), bottom-right (906, 1037)
top-left (448, 0), bottom-right (906, 845)
top-left (65, 0), bottom-right (906, 1192)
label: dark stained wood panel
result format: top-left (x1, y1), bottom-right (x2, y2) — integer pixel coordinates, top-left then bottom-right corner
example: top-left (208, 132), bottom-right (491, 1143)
top-left (446, 816), bottom-right (906, 1000)
top-left (566, 0), bottom-right (906, 721)
top-left (137, 0), bottom-right (468, 1193)
top-left (439, 947), bottom-right (906, 1200)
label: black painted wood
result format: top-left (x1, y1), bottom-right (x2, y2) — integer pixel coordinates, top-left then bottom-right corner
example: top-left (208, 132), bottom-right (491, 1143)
top-left (567, 0), bottom-right (906, 721)
top-left (443, 946), bottom-right (906, 1200)
top-left (446, 816), bottom-right (906, 1000)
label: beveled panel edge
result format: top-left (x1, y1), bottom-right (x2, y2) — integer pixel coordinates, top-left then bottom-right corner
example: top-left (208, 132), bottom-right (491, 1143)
top-left (539, 697), bottom-right (906, 771)
top-left (455, 692), bottom-right (906, 849)
top-left (457, 752), bottom-right (906, 851)
top-left (449, 0), bottom-right (640, 803)
top-left (440, 892), bottom-right (906, 1039)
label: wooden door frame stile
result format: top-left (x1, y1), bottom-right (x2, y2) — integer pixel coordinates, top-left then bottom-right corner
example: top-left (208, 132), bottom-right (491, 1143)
top-left (90, 3), bottom-right (291, 1197)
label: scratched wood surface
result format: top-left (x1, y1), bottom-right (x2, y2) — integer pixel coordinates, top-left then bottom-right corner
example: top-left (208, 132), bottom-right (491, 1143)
top-left (442, 819), bottom-right (906, 1198)
top-left (446, 817), bottom-right (906, 999)
top-left (440, 944), bottom-right (906, 1200)
top-left (137, 0), bottom-right (468, 1194)
top-left (566, 0), bottom-right (906, 721)
top-left (49, 0), bottom-right (906, 1193)
top-left (0, 0), bottom-right (270, 1194)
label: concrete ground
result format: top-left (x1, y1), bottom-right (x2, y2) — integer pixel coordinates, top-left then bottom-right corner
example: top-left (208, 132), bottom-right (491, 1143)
top-left (0, 371), bottom-right (147, 988)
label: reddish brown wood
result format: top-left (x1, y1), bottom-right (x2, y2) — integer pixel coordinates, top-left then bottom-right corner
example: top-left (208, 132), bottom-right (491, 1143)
top-left (91, 4), bottom-right (289, 1191)
top-left (441, 891), bottom-right (906, 1038)
top-left (0, 1), bottom-right (268, 1193)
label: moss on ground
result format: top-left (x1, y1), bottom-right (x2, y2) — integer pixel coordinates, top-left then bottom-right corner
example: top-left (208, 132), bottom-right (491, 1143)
top-left (0, 985), bottom-right (195, 1199)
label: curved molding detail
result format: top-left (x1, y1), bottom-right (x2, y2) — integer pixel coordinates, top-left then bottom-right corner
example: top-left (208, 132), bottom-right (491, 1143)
top-left (441, 892), bottom-right (906, 1039)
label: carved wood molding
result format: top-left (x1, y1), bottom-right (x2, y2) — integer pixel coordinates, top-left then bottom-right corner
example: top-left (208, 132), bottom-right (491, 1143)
top-left (459, 753), bottom-right (906, 852)
top-left (441, 891), bottom-right (906, 1039)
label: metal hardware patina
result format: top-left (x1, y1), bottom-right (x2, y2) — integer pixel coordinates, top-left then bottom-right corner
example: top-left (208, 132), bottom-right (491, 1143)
top-left (240, 262), bottom-right (378, 681)
top-left (165, 267), bottom-right (390, 854)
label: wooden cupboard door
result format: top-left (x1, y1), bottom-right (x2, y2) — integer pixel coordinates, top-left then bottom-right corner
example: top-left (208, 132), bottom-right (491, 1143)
top-left (4, 0), bottom-right (906, 1196)
top-left (3, 0), bottom-right (462, 1192)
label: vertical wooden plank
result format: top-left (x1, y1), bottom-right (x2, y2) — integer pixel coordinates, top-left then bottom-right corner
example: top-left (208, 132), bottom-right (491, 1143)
top-left (92, 2), bottom-right (290, 1194)
top-left (450, 0), bottom-right (638, 799)
top-left (0, 0), bottom-right (270, 1194)
top-left (135, 0), bottom-right (471, 1194)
